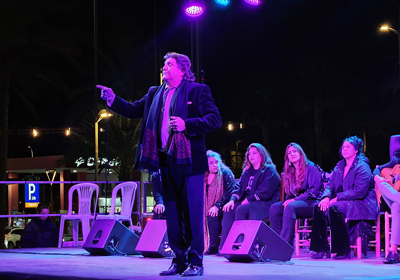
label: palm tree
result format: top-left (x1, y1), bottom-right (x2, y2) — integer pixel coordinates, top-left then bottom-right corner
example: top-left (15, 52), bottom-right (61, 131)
top-left (63, 110), bottom-right (142, 181)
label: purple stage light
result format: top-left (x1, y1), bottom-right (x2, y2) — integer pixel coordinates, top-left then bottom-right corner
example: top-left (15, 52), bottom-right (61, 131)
top-left (184, 1), bottom-right (204, 17)
top-left (244, 0), bottom-right (260, 5)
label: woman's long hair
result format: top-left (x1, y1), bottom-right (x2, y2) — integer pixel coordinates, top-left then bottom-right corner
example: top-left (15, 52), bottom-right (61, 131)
top-left (282, 143), bottom-right (308, 195)
top-left (206, 150), bottom-right (232, 176)
top-left (242, 143), bottom-right (273, 170)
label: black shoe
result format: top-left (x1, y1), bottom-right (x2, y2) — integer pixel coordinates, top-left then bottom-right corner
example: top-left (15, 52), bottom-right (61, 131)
top-left (333, 251), bottom-right (351, 259)
top-left (205, 247), bottom-right (218, 255)
top-left (383, 251), bottom-right (399, 264)
top-left (311, 251), bottom-right (331, 259)
top-left (181, 265), bottom-right (203, 277)
top-left (160, 263), bottom-right (186, 276)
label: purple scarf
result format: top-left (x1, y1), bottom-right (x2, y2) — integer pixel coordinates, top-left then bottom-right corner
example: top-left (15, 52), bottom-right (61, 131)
top-left (139, 80), bottom-right (192, 172)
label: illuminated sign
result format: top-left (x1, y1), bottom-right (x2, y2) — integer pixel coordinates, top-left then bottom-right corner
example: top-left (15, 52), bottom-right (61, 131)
top-left (74, 157), bottom-right (120, 167)
top-left (25, 183), bottom-right (39, 208)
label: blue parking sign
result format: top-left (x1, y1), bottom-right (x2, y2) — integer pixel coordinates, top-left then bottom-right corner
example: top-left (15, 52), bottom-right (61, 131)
top-left (25, 183), bottom-right (39, 208)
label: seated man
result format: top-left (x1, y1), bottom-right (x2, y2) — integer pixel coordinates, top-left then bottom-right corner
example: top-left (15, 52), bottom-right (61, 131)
top-left (373, 138), bottom-right (400, 264)
top-left (20, 204), bottom-right (58, 248)
top-left (152, 170), bottom-right (166, 219)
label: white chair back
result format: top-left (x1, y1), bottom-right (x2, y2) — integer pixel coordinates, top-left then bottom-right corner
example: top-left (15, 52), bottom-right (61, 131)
top-left (67, 183), bottom-right (99, 216)
top-left (110, 182), bottom-right (137, 216)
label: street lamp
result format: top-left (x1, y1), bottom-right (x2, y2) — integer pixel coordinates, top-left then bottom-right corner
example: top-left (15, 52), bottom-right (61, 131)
top-left (46, 169), bottom-right (56, 212)
top-left (95, 109), bottom-right (113, 181)
top-left (27, 146), bottom-right (33, 157)
top-left (379, 24), bottom-right (400, 85)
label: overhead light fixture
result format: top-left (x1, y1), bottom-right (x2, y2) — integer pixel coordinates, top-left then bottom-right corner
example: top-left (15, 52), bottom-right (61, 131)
top-left (183, 0), bottom-right (205, 17)
top-left (244, 0), bottom-right (260, 5)
top-left (214, 0), bottom-right (229, 6)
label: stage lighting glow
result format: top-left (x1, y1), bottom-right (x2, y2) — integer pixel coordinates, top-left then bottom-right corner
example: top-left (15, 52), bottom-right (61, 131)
top-left (185, 5), bottom-right (204, 17)
top-left (214, 0), bottom-right (229, 6)
top-left (245, 0), bottom-right (260, 5)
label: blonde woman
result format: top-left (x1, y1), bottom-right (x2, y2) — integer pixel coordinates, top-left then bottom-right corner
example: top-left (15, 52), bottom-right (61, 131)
top-left (204, 151), bottom-right (237, 255)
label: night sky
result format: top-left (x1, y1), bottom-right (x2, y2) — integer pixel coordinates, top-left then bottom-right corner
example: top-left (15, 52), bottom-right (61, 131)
top-left (4, 0), bottom-right (400, 174)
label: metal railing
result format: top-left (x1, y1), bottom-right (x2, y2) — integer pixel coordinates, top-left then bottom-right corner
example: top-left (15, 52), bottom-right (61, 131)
top-left (0, 180), bottom-right (142, 226)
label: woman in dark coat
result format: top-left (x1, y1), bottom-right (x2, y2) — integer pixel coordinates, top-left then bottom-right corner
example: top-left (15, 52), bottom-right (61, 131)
top-left (204, 150), bottom-right (237, 255)
top-left (310, 136), bottom-right (379, 259)
top-left (219, 143), bottom-right (280, 250)
top-left (270, 143), bottom-right (323, 246)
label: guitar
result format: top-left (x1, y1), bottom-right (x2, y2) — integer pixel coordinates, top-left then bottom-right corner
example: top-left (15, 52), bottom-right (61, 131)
top-left (375, 164), bottom-right (400, 205)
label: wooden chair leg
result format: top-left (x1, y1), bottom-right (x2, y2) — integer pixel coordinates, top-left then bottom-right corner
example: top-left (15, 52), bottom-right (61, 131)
top-left (356, 236), bottom-right (362, 259)
top-left (295, 219), bottom-right (300, 256)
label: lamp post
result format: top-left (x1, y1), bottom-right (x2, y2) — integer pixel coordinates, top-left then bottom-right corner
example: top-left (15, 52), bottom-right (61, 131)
top-left (235, 140), bottom-right (242, 172)
top-left (380, 24), bottom-right (400, 85)
top-left (27, 146), bottom-right (33, 157)
top-left (46, 169), bottom-right (56, 213)
top-left (95, 109), bottom-right (113, 181)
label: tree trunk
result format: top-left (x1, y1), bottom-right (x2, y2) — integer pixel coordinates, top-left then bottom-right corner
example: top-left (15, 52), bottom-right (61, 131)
top-left (314, 95), bottom-right (322, 166)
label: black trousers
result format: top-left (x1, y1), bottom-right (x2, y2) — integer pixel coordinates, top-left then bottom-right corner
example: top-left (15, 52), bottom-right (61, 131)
top-left (310, 201), bottom-right (350, 254)
top-left (207, 210), bottom-right (223, 248)
top-left (161, 167), bottom-right (204, 267)
top-left (269, 199), bottom-right (317, 246)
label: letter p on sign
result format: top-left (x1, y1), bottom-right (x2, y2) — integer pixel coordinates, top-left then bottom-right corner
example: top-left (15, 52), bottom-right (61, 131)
top-left (29, 184), bottom-right (35, 200)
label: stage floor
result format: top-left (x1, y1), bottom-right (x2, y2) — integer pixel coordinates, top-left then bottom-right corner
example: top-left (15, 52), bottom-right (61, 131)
top-left (0, 248), bottom-right (399, 280)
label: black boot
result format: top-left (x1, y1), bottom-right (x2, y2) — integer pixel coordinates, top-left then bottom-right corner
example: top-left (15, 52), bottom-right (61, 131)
top-left (311, 251), bottom-right (331, 259)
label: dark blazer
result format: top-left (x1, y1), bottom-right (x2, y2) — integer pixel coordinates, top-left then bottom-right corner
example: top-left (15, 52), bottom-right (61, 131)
top-left (231, 164), bottom-right (280, 204)
top-left (109, 81), bottom-right (222, 173)
top-left (321, 156), bottom-right (379, 220)
top-left (285, 162), bottom-right (323, 201)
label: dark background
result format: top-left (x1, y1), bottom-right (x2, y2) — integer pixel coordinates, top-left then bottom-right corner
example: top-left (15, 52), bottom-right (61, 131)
top-left (4, 0), bottom-right (400, 175)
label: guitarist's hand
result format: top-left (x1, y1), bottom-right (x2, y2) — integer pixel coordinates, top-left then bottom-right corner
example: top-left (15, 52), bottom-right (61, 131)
top-left (374, 175), bottom-right (387, 185)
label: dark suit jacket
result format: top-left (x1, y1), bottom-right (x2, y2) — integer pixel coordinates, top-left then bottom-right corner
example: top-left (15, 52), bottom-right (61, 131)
top-left (109, 81), bottom-right (222, 173)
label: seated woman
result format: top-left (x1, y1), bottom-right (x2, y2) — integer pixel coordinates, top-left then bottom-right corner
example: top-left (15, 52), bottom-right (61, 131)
top-left (373, 145), bottom-right (400, 264)
top-left (204, 150), bottom-right (237, 255)
top-left (152, 170), bottom-right (166, 219)
top-left (269, 142), bottom-right (323, 246)
top-left (310, 136), bottom-right (379, 259)
top-left (220, 143), bottom-right (280, 250)
top-left (20, 204), bottom-right (58, 248)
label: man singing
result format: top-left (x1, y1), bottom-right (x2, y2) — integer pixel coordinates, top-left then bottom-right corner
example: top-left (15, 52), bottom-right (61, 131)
top-left (97, 52), bottom-right (221, 276)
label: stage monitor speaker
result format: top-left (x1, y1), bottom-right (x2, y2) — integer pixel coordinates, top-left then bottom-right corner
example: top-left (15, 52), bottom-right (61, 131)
top-left (83, 219), bottom-right (139, 255)
top-left (220, 220), bottom-right (294, 262)
top-left (135, 219), bottom-right (173, 258)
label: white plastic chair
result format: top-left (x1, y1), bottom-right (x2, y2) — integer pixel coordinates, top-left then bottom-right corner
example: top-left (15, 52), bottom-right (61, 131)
top-left (96, 182), bottom-right (138, 231)
top-left (58, 183), bottom-right (99, 247)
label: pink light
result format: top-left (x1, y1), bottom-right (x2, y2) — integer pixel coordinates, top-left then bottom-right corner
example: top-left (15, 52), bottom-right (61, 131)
top-left (185, 5), bottom-right (204, 17)
top-left (245, 0), bottom-right (260, 5)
